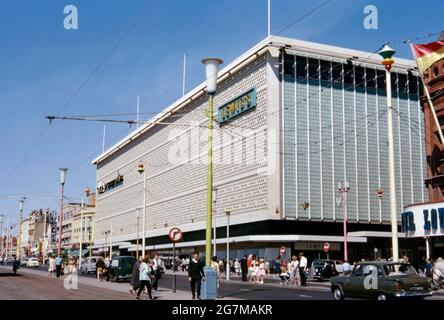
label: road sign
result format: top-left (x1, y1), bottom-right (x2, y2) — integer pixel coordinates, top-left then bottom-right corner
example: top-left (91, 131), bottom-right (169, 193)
top-left (280, 246), bottom-right (286, 255)
top-left (323, 242), bottom-right (330, 253)
top-left (168, 227), bottom-right (183, 243)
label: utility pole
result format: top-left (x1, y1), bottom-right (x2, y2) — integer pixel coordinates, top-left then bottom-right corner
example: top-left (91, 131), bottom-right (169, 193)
top-left (79, 197), bottom-right (84, 269)
top-left (379, 45), bottom-right (399, 262)
top-left (337, 181), bottom-right (350, 262)
top-left (17, 198), bottom-right (24, 259)
top-left (0, 215), bottom-right (4, 258)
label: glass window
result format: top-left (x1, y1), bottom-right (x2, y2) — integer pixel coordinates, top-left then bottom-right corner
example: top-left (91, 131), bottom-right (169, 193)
top-left (320, 60), bottom-right (331, 81)
top-left (352, 264), bottom-right (364, 277)
top-left (398, 73), bottom-right (408, 94)
top-left (355, 66), bottom-right (365, 88)
top-left (344, 63), bottom-right (354, 84)
top-left (284, 53), bottom-right (295, 76)
top-left (408, 73), bottom-right (418, 94)
top-left (308, 58), bottom-right (319, 79)
top-left (377, 69), bottom-right (385, 88)
top-left (332, 62), bottom-right (342, 82)
top-left (366, 68), bottom-right (376, 88)
top-left (111, 259), bottom-right (119, 267)
top-left (296, 56), bottom-right (307, 77)
top-left (383, 263), bottom-right (418, 276)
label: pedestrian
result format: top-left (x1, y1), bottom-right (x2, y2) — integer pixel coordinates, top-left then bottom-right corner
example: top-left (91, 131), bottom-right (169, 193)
top-left (48, 255), bottom-right (56, 276)
top-left (211, 256), bottom-right (221, 288)
top-left (136, 256), bottom-right (153, 300)
top-left (342, 260), bottom-right (351, 276)
top-left (12, 256), bottom-right (19, 274)
top-left (258, 258), bottom-right (266, 284)
top-left (188, 251), bottom-right (205, 300)
top-left (298, 252), bottom-right (308, 286)
top-left (290, 255), bottom-right (300, 286)
top-left (219, 259), bottom-right (224, 275)
top-left (130, 256), bottom-right (143, 294)
top-left (152, 253), bottom-right (164, 295)
top-left (96, 256), bottom-right (106, 281)
top-left (55, 254), bottom-right (63, 278)
top-left (240, 255), bottom-right (248, 282)
top-left (234, 258), bottom-right (241, 276)
top-left (250, 255), bottom-right (258, 283)
top-left (425, 258), bottom-right (434, 278)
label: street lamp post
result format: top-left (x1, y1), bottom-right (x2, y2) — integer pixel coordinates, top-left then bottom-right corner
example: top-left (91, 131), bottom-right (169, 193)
top-left (136, 209), bottom-right (140, 259)
top-left (379, 45), bottom-right (399, 262)
top-left (212, 188), bottom-right (218, 257)
top-left (224, 208), bottom-right (231, 281)
top-left (337, 181), bottom-right (350, 262)
top-left (202, 57), bottom-right (223, 267)
top-left (58, 168), bottom-right (68, 255)
top-left (138, 162), bottom-right (147, 258)
top-left (78, 196), bottom-right (84, 270)
top-left (17, 198), bottom-right (25, 259)
top-left (0, 215), bottom-right (4, 258)
top-left (110, 221), bottom-right (113, 259)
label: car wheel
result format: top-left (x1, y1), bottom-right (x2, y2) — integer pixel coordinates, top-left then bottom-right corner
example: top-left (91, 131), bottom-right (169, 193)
top-left (376, 293), bottom-right (388, 301)
top-left (333, 287), bottom-right (344, 300)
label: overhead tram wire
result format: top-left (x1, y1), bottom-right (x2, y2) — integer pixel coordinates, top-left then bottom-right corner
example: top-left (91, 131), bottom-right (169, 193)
top-left (1, 0), bottom-right (158, 189)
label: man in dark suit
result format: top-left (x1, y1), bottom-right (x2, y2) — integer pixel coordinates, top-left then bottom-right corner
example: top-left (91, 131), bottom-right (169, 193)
top-left (188, 251), bottom-right (205, 299)
top-left (240, 255), bottom-right (248, 282)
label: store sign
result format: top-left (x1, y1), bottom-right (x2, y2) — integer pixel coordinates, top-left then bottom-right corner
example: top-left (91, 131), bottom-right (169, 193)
top-left (402, 202), bottom-right (444, 238)
top-left (218, 88), bottom-right (257, 125)
top-left (97, 174), bottom-right (124, 194)
top-left (294, 242), bottom-right (340, 251)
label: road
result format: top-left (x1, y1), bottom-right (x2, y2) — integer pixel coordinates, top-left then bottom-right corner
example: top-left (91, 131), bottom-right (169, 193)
top-left (0, 265), bottom-right (333, 300)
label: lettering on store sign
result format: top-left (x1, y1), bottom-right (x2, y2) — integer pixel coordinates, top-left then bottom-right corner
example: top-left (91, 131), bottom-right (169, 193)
top-left (402, 204), bottom-right (444, 237)
top-left (218, 88), bottom-right (257, 125)
top-left (97, 174), bottom-right (124, 195)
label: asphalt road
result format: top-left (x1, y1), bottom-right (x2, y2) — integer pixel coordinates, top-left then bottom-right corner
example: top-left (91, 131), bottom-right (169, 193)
top-left (2, 264), bottom-right (333, 300)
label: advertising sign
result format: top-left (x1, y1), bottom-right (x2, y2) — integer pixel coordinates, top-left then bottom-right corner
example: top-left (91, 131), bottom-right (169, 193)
top-left (402, 202), bottom-right (444, 238)
top-left (217, 88), bottom-right (257, 124)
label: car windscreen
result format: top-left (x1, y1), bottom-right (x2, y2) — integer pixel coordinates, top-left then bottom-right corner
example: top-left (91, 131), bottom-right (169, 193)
top-left (312, 261), bottom-right (327, 267)
top-left (383, 264), bottom-right (418, 276)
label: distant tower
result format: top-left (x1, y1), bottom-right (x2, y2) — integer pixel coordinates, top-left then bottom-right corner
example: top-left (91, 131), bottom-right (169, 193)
top-left (423, 33), bottom-right (444, 201)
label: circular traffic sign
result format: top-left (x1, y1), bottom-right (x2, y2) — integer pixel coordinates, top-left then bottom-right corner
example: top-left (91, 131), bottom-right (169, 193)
top-left (168, 227), bottom-right (183, 243)
top-left (323, 242), bottom-right (330, 253)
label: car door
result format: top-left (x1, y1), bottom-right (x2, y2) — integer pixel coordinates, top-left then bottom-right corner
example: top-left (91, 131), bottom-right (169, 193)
top-left (360, 264), bottom-right (382, 299)
top-left (342, 264), bottom-right (364, 296)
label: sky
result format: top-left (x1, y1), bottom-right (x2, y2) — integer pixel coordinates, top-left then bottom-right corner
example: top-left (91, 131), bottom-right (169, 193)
top-left (0, 0), bottom-right (443, 232)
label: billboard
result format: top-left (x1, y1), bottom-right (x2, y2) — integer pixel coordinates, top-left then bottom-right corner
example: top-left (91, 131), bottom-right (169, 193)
top-left (402, 202), bottom-right (444, 238)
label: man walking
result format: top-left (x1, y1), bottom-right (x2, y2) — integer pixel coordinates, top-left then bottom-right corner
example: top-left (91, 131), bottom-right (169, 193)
top-left (188, 251), bottom-right (205, 300)
top-left (342, 260), bottom-right (351, 276)
top-left (152, 253), bottom-right (164, 295)
top-left (55, 254), bottom-right (63, 278)
top-left (299, 252), bottom-right (308, 286)
top-left (240, 255), bottom-right (248, 282)
top-left (130, 256), bottom-right (143, 294)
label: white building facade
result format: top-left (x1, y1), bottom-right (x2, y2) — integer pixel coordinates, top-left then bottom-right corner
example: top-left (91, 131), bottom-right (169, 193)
top-left (92, 36), bottom-right (426, 262)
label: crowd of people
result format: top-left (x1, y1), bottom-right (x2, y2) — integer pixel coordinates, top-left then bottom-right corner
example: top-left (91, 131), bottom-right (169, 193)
top-left (129, 253), bottom-right (164, 300)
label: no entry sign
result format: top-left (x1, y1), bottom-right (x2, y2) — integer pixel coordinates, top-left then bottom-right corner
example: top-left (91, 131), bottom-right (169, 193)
top-left (323, 242), bottom-right (330, 253)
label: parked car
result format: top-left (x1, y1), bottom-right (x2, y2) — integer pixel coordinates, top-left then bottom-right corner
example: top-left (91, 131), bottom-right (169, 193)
top-left (80, 256), bottom-right (101, 274)
top-left (27, 257), bottom-right (39, 268)
top-left (330, 261), bottom-right (433, 300)
top-left (20, 258), bottom-right (29, 266)
top-left (108, 256), bottom-right (136, 282)
top-left (311, 259), bottom-right (339, 281)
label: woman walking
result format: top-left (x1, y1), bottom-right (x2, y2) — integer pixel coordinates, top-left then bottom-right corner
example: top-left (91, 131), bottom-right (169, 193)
top-left (234, 258), bottom-right (241, 276)
top-left (130, 256), bottom-right (143, 294)
top-left (136, 256), bottom-right (153, 300)
top-left (48, 255), bottom-right (56, 277)
top-left (211, 256), bottom-right (221, 288)
top-left (258, 258), bottom-right (266, 284)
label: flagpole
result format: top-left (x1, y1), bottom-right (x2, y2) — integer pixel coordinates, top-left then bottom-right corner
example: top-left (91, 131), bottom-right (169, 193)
top-left (410, 43), bottom-right (444, 147)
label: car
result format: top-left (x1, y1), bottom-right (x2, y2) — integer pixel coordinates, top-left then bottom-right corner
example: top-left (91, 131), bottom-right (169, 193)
top-left (330, 261), bottom-right (433, 300)
top-left (108, 256), bottom-right (136, 282)
top-left (80, 256), bottom-right (101, 274)
top-left (311, 259), bottom-right (339, 281)
top-left (27, 257), bottom-right (39, 268)
top-left (20, 258), bottom-right (29, 266)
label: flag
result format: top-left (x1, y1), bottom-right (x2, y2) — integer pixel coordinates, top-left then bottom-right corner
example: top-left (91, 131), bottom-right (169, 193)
top-left (411, 41), bottom-right (444, 74)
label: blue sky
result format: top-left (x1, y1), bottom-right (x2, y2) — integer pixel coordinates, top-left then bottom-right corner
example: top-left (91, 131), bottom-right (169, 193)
top-left (1, 0), bottom-right (443, 230)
